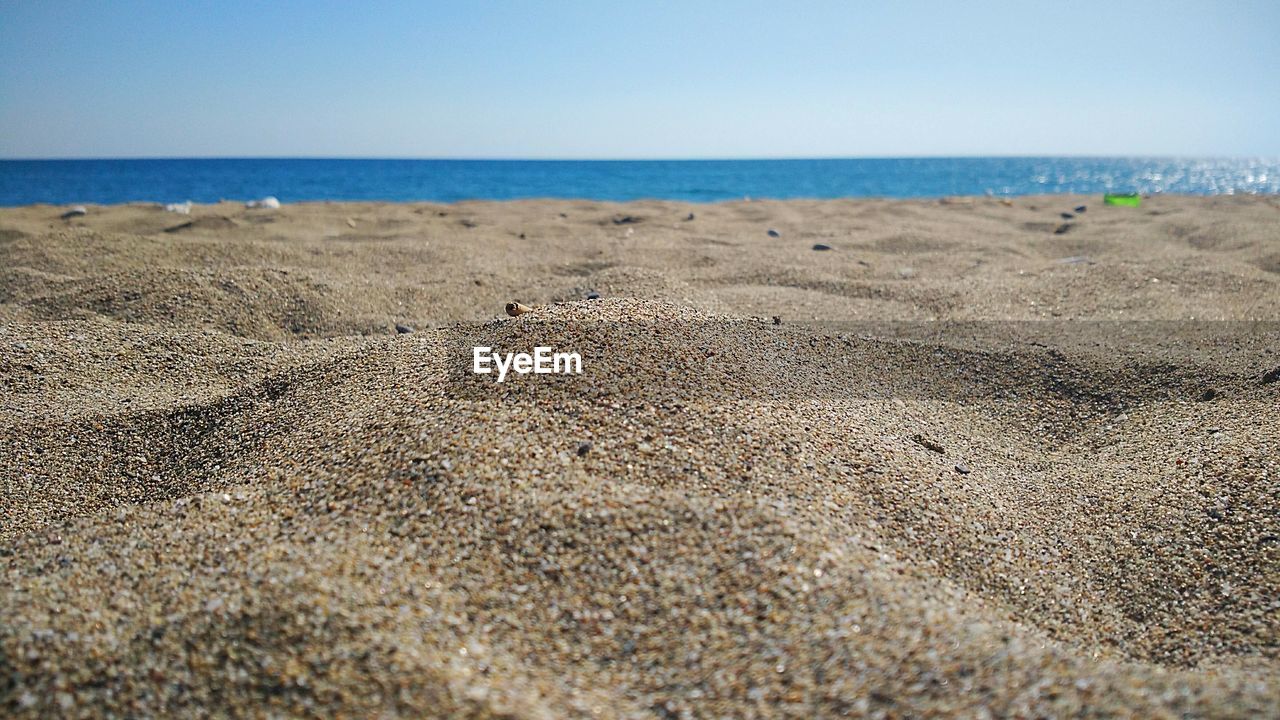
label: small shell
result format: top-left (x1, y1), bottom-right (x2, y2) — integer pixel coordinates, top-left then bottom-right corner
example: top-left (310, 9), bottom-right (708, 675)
top-left (505, 301), bottom-right (533, 317)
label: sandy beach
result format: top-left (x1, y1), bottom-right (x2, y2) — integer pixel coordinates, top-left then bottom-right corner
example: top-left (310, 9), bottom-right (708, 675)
top-left (2, 195), bottom-right (1278, 717)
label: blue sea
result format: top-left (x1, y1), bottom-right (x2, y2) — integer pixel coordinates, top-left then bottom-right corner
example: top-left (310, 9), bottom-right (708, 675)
top-left (0, 157), bottom-right (1276, 206)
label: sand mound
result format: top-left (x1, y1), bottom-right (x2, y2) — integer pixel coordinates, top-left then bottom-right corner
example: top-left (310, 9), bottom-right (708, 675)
top-left (11, 267), bottom-right (359, 339)
top-left (162, 215), bottom-right (240, 234)
top-left (1, 199), bottom-right (1277, 717)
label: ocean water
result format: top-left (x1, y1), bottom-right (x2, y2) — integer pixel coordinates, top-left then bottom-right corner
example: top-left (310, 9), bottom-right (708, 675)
top-left (0, 157), bottom-right (1276, 206)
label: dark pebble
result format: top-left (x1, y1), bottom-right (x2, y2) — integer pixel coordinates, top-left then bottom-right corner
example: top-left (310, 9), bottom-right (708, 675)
top-left (954, 464), bottom-right (971, 475)
top-left (1198, 388), bottom-right (1218, 402)
top-left (1060, 212), bottom-right (1075, 220)
top-left (586, 291), bottom-right (601, 300)
top-left (395, 324), bottom-right (414, 334)
top-left (576, 441), bottom-right (593, 457)
top-left (1054, 223), bottom-right (1072, 235)
top-left (613, 215), bottom-right (640, 225)
top-left (1261, 366), bottom-right (1280, 384)
top-left (767, 229), bottom-right (781, 238)
top-left (1075, 205), bottom-right (1087, 213)
top-left (812, 243), bottom-right (832, 251)
top-left (684, 213), bottom-right (695, 221)
top-left (912, 434), bottom-right (945, 454)
top-left (772, 316), bottom-right (782, 325)
top-left (60, 206), bottom-right (87, 219)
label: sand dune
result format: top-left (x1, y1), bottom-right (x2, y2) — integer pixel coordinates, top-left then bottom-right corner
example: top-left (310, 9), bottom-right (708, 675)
top-left (2, 197), bottom-right (1277, 717)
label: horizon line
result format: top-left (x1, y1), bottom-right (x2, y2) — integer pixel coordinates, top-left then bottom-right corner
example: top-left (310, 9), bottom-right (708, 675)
top-left (2, 153), bottom-right (1276, 163)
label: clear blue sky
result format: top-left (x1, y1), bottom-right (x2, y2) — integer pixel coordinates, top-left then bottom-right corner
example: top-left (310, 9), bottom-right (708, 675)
top-left (1, 1), bottom-right (1277, 159)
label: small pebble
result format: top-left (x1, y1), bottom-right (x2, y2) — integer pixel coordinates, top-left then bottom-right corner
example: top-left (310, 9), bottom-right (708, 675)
top-left (576, 441), bottom-right (593, 457)
top-left (767, 229), bottom-right (781, 238)
top-left (394, 324), bottom-right (414, 335)
top-left (954, 464), bottom-right (971, 474)
top-left (245, 196), bottom-right (280, 209)
top-left (812, 243), bottom-right (832, 251)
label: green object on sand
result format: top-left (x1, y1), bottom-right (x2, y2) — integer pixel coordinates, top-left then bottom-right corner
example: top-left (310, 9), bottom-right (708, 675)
top-left (1104, 193), bottom-right (1142, 207)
